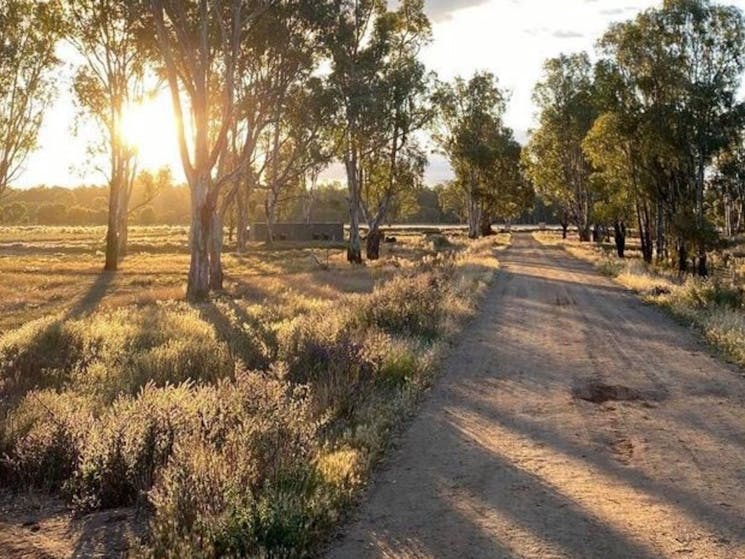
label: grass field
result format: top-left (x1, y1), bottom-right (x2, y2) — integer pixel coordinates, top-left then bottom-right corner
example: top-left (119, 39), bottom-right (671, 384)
top-left (0, 225), bottom-right (508, 557)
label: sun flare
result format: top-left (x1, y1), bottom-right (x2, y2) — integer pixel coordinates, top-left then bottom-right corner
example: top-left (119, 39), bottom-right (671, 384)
top-left (120, 93), bottom-right (180, 172)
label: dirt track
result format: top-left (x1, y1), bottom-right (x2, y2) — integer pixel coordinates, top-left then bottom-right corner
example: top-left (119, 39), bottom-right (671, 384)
top-left (328, 233), bottom-right (745, 559)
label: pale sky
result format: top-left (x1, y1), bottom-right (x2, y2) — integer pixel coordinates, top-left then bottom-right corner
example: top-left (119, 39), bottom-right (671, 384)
top-left (16, 0), bottom-right (745, 188)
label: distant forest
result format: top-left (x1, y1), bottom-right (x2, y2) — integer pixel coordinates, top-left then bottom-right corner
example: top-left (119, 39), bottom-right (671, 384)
top-left (1, 173), bottom-right (553, 228)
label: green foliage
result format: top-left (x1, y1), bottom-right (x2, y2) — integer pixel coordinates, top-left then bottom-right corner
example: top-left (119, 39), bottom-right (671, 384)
top-left (0, 0), bottom-right (61, 193)
top-left (433, 72), bottom-right (530, 236)
top-left (1, 389), bottom-right (91, 490)
top-left (523, 52), bottom-right (597, 240)
top-left (592, 0), bottom-right (745, 269)
top-left (0, 316), bottom-right (83, 396)
top-left (143, 373), bottom-right (317, 559)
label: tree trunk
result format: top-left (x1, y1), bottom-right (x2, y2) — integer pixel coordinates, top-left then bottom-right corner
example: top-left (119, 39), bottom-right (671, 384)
top-left (479, 211), bottom-right (493, 237)
top-left (677, 240), bottom-right (688, 274)
top-left (347, 207), bottom-right (362, 263)
top-left (264, 196), bottom-right (276, 244)
top-left (187, 176), bottom-right (211, 301)
top-left (117, 208), bottom-right (128, 259)
top-left (236, 181), bottom-right (248, 253)
top-left (560, 216), bottom-right (569, 240)
top-left (655, 201), bottom-right (666, 263)
top-left (637, 202), bottom-right (653, 264)
top-left (695, 159), bottom-right (707, 277)
top-left (209, 211), bottom-right (224, 291)
top-left (613, 220), bottom-right (626, 258)
top-left (697, 252), bottom-right (708, 278)
top-left (366, 226), bottom-right (382, 260)
top-left (467, 188), bottom-right (480, 239)
top-left (104, 181), bottom-right (120, 271)
top-left (578, 224), bottom-right (591, 242)
top-left (345, 156), bottom-right (362, 264)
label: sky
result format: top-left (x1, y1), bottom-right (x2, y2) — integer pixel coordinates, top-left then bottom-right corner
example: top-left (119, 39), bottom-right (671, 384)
top-left (15, 0), bottom-right (745, 188)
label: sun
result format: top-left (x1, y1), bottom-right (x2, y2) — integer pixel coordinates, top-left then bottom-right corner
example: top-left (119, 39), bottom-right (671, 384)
top-left (120, 93), bottom-right (181, 173)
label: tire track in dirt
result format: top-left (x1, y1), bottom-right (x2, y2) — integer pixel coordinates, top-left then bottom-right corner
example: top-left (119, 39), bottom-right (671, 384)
top-left (327, 233), bottom-right (745, 559)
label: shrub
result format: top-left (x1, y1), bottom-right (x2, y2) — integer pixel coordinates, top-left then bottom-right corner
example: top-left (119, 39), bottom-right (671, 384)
top-left (700, 308), bottom-right (745, 365)
top-left (70, 382), bottom-right (192, 511)
top-left (0, 316), bottom-right (82, 397)
top-left (71, 304), bottom-right (234, 400)
top-left (1, 390), bottom-right (92, 490)
top-left (144, 372), bottom-right (318, 558)
top-left (378, 338), bottom-right (422, 387)
top-left (596, 257), bottom-right (625, 277)
top-left (357, 271), bottom-right (448, 340)
top-left (278, 309), bottom-right (378, 418)
top-left (427, 233), bottom-right (452, 251)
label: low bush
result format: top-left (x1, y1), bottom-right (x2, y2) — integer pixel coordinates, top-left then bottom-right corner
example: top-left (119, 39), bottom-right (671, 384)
top-left (73, 304), bottom-right (233, 400)
top-left (144, 373), bottom-right (318, 559)
top-left (0, 317), bottom-right (82, 397)
top-left (357, 270), bottom-right (450, 340)
top-left (1, 389), bottom-right (92, 490)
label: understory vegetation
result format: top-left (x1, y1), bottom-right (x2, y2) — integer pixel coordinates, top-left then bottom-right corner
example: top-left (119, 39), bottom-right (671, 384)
top-left (0, 230), bottom-right (507, 557)
top-left (535, 232), bottom-right (745, 370)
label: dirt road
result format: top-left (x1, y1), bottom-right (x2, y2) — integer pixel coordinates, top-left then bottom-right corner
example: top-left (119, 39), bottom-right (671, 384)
top-left (328, 234), bottom-right (745, 559)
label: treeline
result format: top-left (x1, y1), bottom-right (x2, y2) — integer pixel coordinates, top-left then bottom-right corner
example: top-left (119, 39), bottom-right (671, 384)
top-left (0, 177), bottom-right (472, 227)
top-left (524, 0), bottom-right (745, 276)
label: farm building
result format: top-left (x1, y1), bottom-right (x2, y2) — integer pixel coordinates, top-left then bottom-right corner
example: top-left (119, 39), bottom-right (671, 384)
top-left (249, 222), bottom-right (344, 242)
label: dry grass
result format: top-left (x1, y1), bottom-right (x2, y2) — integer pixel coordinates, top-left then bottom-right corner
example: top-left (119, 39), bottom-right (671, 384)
top-left (0, 225), bottom-right (509, 557)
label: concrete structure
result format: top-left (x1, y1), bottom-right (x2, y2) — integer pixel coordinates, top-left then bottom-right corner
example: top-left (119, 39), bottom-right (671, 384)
top-left (249, 222), bottom-right (344, 242)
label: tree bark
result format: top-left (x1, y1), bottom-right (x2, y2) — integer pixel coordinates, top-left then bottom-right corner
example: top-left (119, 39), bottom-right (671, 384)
top-left (637, 202), bottom-right (653, 264)
top-left (655, 201), bottom-right (666, 263)
top-left (467, 186), bottom-right (481, 239)
top-left (104, 179), bottom-right (120, 271)
top-left (236, 183), bottom-right (247, 253)
top-left (677, 240), bottom-right (688, 274)
top-left (560, 214), bottom-right (569, 240)
top-left (209, 211), bottom-right (224, 291)
top-left (345, 156), bottom-right (362, 263)
top-left (117, 199), bottom-right (128, 259)
top-left (366, 227), bottom-right (383, 260)
top-left (695, 160), bottom-right (708, 277)
top-left (613, 220), bottom-right (626, 258)
top-left (479, 209), bottom-right (494, 237)
top-left (187, 175), bottom-right (211, 301)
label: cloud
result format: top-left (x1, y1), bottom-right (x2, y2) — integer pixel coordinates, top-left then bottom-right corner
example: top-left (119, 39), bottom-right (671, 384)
top-left (552, 29), bottom-right (585, 39)
top-left (425, 0), bottom-right (491, 22)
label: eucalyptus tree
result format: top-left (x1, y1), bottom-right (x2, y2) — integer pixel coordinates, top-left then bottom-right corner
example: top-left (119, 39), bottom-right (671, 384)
top-left (583, 113), bottom-right (638, 258)
top-left (65, 0), bottom-right (151, 271)
top-left (326, 0), bottom-right (394, 263)
top-left (359, 0), bottom-right (433, 260)
top-left (147, 0), bottom-right (267, 299)
top-left (433, 72), bottom-right (509, 239)
top-left (478, 129), bottom-right (532, 236)
top-left (523, 53), bottom-right (598, 242)
top-left (214, 0), bottom-right (334, 250)
top-left (595, 0), bottom-right (745, 274)
top-left (0, 0), bottom-right (60, 197)
top-left (662, 0), bottom-right (745, 275)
